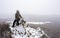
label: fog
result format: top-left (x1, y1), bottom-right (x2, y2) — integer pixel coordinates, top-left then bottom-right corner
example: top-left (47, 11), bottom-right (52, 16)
top-left (0, 0), bottom-right (60, 18)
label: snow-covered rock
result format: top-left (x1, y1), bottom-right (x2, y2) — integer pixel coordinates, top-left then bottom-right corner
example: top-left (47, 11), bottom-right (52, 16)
top-left (9, 24), bottom-right (49, 38)
top-left (9, 18), bottom-right (49, 38)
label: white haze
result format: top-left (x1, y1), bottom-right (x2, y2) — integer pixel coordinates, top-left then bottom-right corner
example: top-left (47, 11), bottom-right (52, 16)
top-left (0, 0), bottom-right (60, 18)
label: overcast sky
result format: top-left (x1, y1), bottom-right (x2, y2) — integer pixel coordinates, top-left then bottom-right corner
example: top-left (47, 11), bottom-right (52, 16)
top-left (0, 0), bottom-right (60, 18)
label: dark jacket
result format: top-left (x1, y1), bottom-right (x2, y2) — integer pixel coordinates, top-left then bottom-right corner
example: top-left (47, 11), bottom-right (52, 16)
top-left (15, 11), bottom-right (22, 19)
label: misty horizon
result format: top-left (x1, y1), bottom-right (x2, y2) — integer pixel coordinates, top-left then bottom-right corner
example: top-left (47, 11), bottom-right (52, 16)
top-left (0, 0), bottom-right (60, 18)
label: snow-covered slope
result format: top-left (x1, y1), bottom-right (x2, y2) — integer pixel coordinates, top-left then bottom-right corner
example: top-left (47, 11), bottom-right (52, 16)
top-left (9, 23), bottom-right (49, 38)
top-left (8, 18), bottom-right (50, 38)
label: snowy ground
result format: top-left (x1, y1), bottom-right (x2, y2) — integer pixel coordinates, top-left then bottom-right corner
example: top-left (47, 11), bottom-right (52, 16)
top-left (9, 22), bottom-right (50, 38)
top-left (7, 18), bottom-right (50, 38)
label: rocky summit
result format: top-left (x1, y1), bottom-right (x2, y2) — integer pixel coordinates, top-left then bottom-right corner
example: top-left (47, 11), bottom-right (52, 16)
top-left (9, 23), bottom-right (49, 38)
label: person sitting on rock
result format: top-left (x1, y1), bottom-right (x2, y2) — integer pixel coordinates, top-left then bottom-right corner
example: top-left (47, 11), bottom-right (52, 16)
top-left (12, 10), bottom-right (22, 27)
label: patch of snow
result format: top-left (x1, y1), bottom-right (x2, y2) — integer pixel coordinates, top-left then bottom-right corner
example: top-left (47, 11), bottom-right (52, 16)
top-left (26, 21), bottom-right (51, 24)
top-left (10, 24), bottom-right (50, 38)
